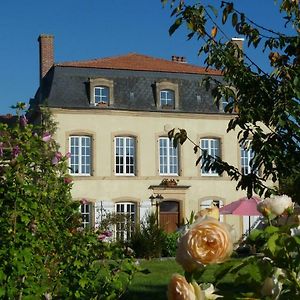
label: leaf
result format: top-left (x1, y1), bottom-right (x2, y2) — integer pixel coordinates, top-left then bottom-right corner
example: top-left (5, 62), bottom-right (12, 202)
top-left (211, 26), bottom-right (218, 38)
top-left (232, 12), bottom-right (238, 26)
top-left (169, 17), bottom-right (182, 35)
top-left (168, 128), bottom-right (175, 139)
top-left (222, 8), bottom-right (228, 24)
top-left (267, 233), bottom-right (279, 256)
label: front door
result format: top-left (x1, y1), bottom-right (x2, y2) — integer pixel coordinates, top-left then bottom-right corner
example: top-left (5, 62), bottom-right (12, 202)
top-left (159, 201), bottom-right (179, 233)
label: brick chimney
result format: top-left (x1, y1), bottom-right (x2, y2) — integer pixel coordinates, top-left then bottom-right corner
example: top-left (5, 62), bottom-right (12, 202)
top-left (231, 37), bottom-right (244, 50)
top-left (38, 34), bottom-right (54, 82)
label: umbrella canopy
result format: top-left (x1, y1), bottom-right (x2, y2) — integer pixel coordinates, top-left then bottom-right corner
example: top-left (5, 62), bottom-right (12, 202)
top-left (219, 196), bottom-right (262, 216)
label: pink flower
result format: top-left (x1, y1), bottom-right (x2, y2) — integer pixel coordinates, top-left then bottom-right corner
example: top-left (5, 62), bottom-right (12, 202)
top-left (52, 152), bottom-right (63, 165)
top-left (65, 152), bottom-right (71, 159)
top-left (19, 115), bottom-right (28, 127)
top-left (80, 198), bottom-right (89, 205)
top-left (103, 231), bottom-right (113, 237)
top-left (42, 132), bottom-right (52, 142)
top-left (12, 146), bottom-right (20, 158)
top-left (0, 142), bottom-right (3, 157)
top-left (98, 234), bottom-right (106, 241)
top-left (64, 177), bottom-right (73, 184)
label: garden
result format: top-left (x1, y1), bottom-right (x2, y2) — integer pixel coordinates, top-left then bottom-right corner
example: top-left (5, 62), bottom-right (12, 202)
top-left (1, 0), bottom-right (300, 298)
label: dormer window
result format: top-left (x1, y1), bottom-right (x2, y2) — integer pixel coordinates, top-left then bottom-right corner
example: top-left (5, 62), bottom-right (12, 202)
top-left (160, 90), bottom-right (175, 108)
top-left (89, 78), bottom-right (114, 107)
top-left (156, 81), bottom-right (179, 109)
top-left (94, 86), bottom-right (109, 105)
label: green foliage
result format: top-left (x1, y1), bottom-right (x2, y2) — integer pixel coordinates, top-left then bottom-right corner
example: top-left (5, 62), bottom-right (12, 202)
top-left (130, 213), bottom-right (166, 258)
top-left (0, 105), bottom-right (137, 299)
top-left (163, 0), bottom-right (300, 199)
top-left (161, 232), bottom-right (181, 257)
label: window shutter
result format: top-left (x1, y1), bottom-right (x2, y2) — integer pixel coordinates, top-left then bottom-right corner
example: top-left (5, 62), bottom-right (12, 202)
top-left (139, 200), bottom-right (151, 222)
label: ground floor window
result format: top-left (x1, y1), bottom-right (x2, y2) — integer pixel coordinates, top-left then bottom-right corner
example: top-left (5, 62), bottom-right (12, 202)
top-left (115, 202), bottom-right (136, 241)
top-left (81, 203), bottom-right (93, 228)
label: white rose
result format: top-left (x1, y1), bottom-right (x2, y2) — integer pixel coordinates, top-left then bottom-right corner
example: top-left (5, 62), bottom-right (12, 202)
top-left (258, 195), bottom-right (293, 217)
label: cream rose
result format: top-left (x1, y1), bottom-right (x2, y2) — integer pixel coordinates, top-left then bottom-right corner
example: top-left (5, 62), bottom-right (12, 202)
top-left (167, 274), bottom-right (204, 300)
top-left (258, 194), bottom-right (293, 217)
top-left (176, 217), bottom-right (233, 272)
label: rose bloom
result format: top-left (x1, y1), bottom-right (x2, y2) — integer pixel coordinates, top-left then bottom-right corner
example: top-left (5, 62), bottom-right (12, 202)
top-left (176, 217), bottom-right (233, 272)
top-left (257, 194), bottom-right (293, 217)
top-left (167, 274), bottom-right (204, 300)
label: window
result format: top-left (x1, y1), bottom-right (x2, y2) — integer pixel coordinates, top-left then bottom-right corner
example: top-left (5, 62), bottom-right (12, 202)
top-left (200, 138), bottom-right (220, 175)
top-left (94, 86), bottom-right (109, 105)
top-left (156, 81), bottom-right (179, 109)
top-left (69, 136), bottom-right (91, 175)
top-left (200, 199), bottom-right (224, 221)
top-left (115, 137), bottom-right (136, 175)
top-left (89, 78), bottom-right (114, 106)
top-left (160, 90), bottom-right (175, 108)
top-left (159, 137), bottom-right (179, 175)
top-left (81, 203), bottom-right (92, 228)
top-left (241, 141), bottom-right (255, 175)
top-left (115, 202), bottom-right (136, 241)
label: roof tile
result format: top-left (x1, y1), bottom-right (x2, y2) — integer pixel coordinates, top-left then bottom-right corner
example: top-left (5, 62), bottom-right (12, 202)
top-left (57, 53), bottom-right (221, 75)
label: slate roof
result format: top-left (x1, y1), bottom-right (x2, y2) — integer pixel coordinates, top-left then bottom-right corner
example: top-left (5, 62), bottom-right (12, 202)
top-left (58, 53), bottom-right (221, 76)
top-left (33, 53), bottom-right (223, 114)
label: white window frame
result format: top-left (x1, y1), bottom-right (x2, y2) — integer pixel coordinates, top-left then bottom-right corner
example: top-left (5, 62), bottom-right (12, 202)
top-left (241, 141), bottom-right (255, 175)
top-left (200, 138), bottom-right (220, 176)
top-left (115, 202), bottom-right (136, 241)
top-left (81, 203), bottom-right (93, 228)
top-left (94, 86), bottom-right (109, 105)
top-left (69, 136), bottom-right (91, 176)
top-left (200, 199), bottom-right (224, 222)
top-left (159, 137), bottom-right (179, 175)
top-left (160, 89), bottom-right (175, 107)
top-left (115, 136), bottom-right (136, 176)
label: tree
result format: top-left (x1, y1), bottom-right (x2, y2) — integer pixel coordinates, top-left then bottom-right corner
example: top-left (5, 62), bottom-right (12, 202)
top-left (163, 0), bottom-right (300, 200)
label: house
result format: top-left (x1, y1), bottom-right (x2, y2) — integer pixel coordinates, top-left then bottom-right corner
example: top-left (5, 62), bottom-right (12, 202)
top-left (30, 34), bottom-right (260, 239)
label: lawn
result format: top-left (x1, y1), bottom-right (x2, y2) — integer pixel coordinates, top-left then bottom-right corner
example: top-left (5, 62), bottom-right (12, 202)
top-left (121, 258), bottom-right (183, 300)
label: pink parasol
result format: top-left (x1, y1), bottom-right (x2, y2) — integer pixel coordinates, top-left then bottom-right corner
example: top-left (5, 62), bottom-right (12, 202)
top-left (219, 196), bottom-right (262, 216)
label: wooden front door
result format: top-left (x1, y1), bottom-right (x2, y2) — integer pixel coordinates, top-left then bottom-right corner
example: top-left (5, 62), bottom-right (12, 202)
top-left (159, 201), bottom-right (179, 233)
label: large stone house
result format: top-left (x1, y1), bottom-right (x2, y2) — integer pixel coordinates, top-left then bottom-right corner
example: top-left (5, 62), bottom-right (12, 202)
top-left (30, 34), bottom-right (259, 239)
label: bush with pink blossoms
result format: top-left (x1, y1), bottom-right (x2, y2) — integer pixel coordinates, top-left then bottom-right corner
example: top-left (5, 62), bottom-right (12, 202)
top-left (0, 103), bottom-right (137, 299)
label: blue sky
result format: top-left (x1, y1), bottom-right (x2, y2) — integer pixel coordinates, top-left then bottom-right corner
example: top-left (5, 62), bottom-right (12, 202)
top-left (0, 0), bottom-right (292, 114)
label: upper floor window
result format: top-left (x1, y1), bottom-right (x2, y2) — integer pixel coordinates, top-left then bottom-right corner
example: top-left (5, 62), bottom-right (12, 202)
top-left (115, 202), bottom-right (136, 241)
top-left (156, 81), bottom-right (179, 109)
top-left (200, 138), bottom-right (220, 176)
top-left (160, 90), bottom-right (175, 108)
top-left (69, 135), bottom-right (91, 176)
top-left (241, 141), bottom-right (255, 175)
top-left (159, 137), bottom-right (179, 175)
top-left (94, 86), bottom-right (109, 105)
top-left (115, 136), bottom-right (136, 176)
top-left (89, 78), bottom-right (114, 106)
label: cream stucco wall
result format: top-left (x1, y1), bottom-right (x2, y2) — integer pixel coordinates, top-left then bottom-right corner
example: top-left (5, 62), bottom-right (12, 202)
top-left (52, 108), bottom-right (267, 236)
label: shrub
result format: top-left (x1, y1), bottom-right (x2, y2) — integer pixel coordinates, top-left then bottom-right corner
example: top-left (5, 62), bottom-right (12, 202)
top-left (130, 213), bottom-right (165, 258)
top-left (162, 232), bottom-right (180, 257)
top-left (0, 104), bottom-right (137, 299)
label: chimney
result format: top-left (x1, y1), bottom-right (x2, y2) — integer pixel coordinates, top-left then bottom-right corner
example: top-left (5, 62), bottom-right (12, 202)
top-left (171, 55), bottom-right (187, 63)
top-left (38, 34), bottom-right (54, 82)
top-left (231, 37), bottom-right (244, 50)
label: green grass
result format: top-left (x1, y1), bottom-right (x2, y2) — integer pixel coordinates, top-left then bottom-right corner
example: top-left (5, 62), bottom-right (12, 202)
top-left (121, 258), bottom-right (183, 300)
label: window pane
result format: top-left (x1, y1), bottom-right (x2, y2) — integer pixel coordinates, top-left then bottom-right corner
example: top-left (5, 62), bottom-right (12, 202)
top-left (69, 136), bottom-right (91, 175)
